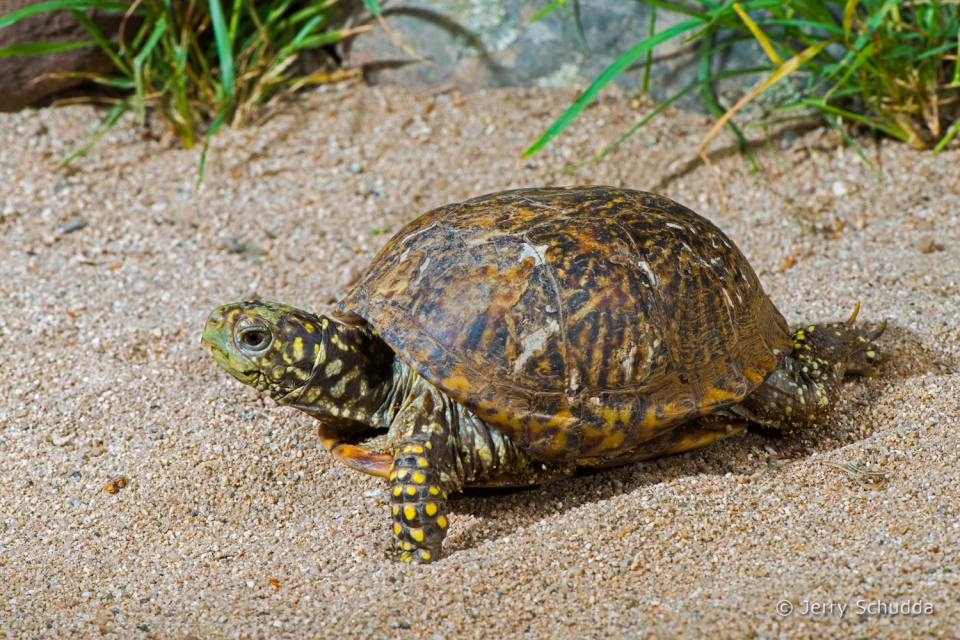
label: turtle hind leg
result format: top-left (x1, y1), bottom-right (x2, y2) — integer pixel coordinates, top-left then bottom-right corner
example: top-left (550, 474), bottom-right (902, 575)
top-left (579, 416), bottom-right (748, 469)
top-left (794, 303), bottom-right (886, 378)
top-left (737, 304), bottom-right (886, 430)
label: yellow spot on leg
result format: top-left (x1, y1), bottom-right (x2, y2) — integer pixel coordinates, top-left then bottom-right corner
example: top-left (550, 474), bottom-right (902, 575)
top-left (412, 472), bottom-right (425, 484)
top-left (393, 523), bottom-right (401, 535)
top-left (393, 486), bottom-right (402, 497)
top-left (428, 486), bottom-right (440, 496)
top-left (406, 487), bottom-right (417, 496)
top-left (412, 445), bottom-right (424, 453)
top-left (425, 503), bottom-right (438, 516)
top-left (410, 529), bottom-right (424, 542)
top-left (392, 505), bottom-right (400, 516)
top-left (404, 505), bottom-right (416, 521)
top-left (419, 551), bottom-right (431, 561)
top-left (416, 457), bottom-right (429, 468)
top-left (436, 516), bottom-right (448, 529)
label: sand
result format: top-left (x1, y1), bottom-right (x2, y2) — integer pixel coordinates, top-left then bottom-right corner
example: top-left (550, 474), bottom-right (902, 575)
top-left (0, 83), bottom-right (958, 639)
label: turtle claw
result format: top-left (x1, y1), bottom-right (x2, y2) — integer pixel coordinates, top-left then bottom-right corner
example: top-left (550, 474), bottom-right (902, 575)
top-left (867, 318), bottom-right (887, 342)
top-left (845, 301), bottom-right (861, 326)
top-left (400, 548), bottom-right (435, 563)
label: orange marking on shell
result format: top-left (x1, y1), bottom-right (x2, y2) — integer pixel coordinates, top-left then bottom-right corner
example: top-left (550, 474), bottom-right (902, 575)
top-left (601, 407), bottom-right (621, 427)
top-left (443, 375), bottom-right (472, 392)
top-left (599, 430), bottom-right (626, 453)
top-left (704, 386), bottom-right (741, 407)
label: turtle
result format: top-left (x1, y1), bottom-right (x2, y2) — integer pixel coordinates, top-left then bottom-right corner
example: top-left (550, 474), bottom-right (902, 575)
top-left (201, 186), bottom-right (885, 563)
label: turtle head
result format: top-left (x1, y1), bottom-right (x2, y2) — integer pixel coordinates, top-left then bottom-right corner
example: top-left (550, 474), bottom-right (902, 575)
top-left (202, 300), bottom-right (325, 403)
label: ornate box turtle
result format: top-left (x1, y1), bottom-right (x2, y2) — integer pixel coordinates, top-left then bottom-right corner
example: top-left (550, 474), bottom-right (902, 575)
top-left (202, 186), bottom-right (885, 562)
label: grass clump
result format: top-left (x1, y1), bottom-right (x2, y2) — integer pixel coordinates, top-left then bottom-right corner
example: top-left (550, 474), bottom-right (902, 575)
top-left (525, 0), bottom-right (960, 171)
top-left (0, 0), bottom-right (376, 179)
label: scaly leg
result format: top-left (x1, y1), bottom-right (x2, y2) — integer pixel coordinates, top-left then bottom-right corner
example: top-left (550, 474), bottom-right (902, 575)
top-left (388, 391), bottom-right (460, 563)
top-left (737, 303), bottom-right (886, 429)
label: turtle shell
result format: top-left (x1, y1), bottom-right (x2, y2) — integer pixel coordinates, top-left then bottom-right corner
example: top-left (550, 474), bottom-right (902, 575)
top-left (334, 186), bottom-right (791, 462)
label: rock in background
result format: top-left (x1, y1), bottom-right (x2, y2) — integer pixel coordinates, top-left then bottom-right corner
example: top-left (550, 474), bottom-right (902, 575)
top-left (342, 0), bottom-right (762, 109)
top-left (0, 1), bottom-right (132, 112)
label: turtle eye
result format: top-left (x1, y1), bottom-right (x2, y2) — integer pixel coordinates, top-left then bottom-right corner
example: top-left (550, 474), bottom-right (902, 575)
top-left (238, 327), bottom-right (271, 352)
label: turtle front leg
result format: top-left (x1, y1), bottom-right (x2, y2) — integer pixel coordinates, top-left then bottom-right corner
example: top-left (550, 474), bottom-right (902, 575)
top-left (737, 304), bottom-right (886, 429)
top-left (388, 392), bottom-right (460, 563)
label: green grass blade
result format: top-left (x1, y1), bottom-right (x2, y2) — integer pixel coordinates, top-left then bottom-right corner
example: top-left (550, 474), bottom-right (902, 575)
top-left (208, 0), bottom-right (235, 101)
top-left (361, 0), bottom-right (382, 17)
top-left (556, 65), bottom-right (770, 174)
top-left (797, 98), bottom-right (907, 140)
top-left (530, 0), bottom-right (564, 23)
top-left (561, 0), bottom-right (590, 58)
top-left (60, 101), bottom-right (129, 166)
top-left (132, 16), bottom-right (167, 122)
top-left (523, 17), bottom-right (702, 157)
top-left (643, 6), bottom-right (656, 93)
top-left (68, 8), bottom-right (130, 75)
top-left (933, 117), bottom-right (960, 153)
top-left (46, 70), bottom-right (135, 88)
top-left (227, 0), bottom-right (243, 46)
top-left (294, 28), bottom-right (361, 51)
top-left (697, 31), bottom-right (757, 171)
top-left (822, 112), bottom-right (878, 176)
top-left (0, 40), bottom-right (97, 57)
top-left (0, 1), bottom-right (134, 29)
top-left (198, 108), bottom-right (229, 187)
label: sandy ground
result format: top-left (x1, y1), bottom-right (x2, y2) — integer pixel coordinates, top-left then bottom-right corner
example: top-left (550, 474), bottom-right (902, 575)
top-left (0, 83), bottom-right (958, 639)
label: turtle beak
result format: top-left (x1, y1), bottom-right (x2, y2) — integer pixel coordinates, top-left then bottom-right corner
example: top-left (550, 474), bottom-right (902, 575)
top-left (201, 307), bottom-right (231, 350)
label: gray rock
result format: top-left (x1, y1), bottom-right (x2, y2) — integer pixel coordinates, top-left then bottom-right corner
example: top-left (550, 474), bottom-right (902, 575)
top-left (0, 1), bottom-right (135, 112)
top-left (341, 0), bottom-right (763, 110)
top-left (57, 216), bottom-right (87, 234)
